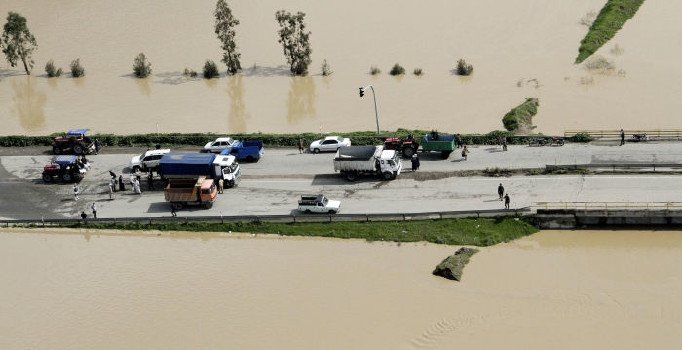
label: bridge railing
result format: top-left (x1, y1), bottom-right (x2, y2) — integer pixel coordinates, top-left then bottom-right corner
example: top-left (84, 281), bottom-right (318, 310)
top-left (534, 202), bottom-right (682, 211)
top-left (564, 129), bottom-right (682, 141)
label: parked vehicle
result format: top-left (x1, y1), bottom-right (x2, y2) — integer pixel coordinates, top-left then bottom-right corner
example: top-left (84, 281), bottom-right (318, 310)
top-left (632, 133), bottom-right (648, 142)
top-left (42, 155), bottom-right (86, 183)
top-left (220, 140), bottom-right (264, 162)
top-left (130, 149), bottom-right (171, 173)
top-left (202, 137), bottom-right (236, 153)
top-left (383, 135), bottom-right (418, 158)
top-left (309, 136), bottom-right (351, 154)
top-left (333, 145), bottom-right (402, 181)
top-left (529, 136), bottom-right (564, 147)
top-left (159, 153), bottom-right (241, 188)
top-left (297, 194), bottom-right (341, 214)
top-left (164, 177), bottom-right (217, 210)
top-left (421, 131), bottom-right (456, 159)
top-left (52, 129), bottom-right (97, 155)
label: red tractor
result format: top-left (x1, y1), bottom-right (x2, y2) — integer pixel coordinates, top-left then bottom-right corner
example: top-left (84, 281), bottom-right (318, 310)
top-left (383, 135), bottom-right (419, 158)
top-left (52, 128), bottom-right (98, 155)
top-left (42, 155), bottom-right (86, 183)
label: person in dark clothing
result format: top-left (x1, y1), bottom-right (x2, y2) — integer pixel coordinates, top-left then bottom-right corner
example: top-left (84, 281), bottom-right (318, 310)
top-left (620, 129), bottom-right (625, 146)
top-left (411, 154), bottom-right (420, 171)
top-left (80, 211), bottom-right (87, 223)
top-left (147, 172), bottom-right (154, 190)
top-left (504, 194), bottom-right (510, 209)
top-left (298, 138), bottom-right (305, 154)
top-left (502, 138), bottom-right (508, 151)
top-left (170, 206), bottom-right (177, 217)
top-left (118, 175), bottom-right (126, 191)
top-left (498, 183), bottom-right (504, 201)
top-left (94, 139), bottom-right (100, 154)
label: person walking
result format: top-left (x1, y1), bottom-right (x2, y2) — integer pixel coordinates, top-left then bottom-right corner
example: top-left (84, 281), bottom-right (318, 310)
top-left (108, 183), bottom-right (114, 200)
top-left (461, 145), bottom-right (469, 160)
top-left (620, 129), bottom-right (625, 146)
top-left (298, 138), bottom-right (305, 154)
top-left (498, 183), bottom-right (505, 201)
top-left (91, 202), bottom-right (97, 219)
top-left (73, 184), bottom-right (80, 201)
top-left (502, 138), bottom-right (508, 151)
top-left (147, 172), bottom-right (154, 190)
top-left (411, 154), bottom-right (420, 172)
top-left (170, 206), bottom-right (177, 217)
top-left (118, 175), bottom-right (126, 191)
top-left (504, 193), bottom-right (511, 210)
top-left (94, 138), bottom-right (100, 154)
top-left (218, 178), bottom-right (224, 194)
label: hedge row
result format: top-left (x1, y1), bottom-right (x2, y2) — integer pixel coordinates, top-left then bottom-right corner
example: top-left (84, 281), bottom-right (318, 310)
top-left (0, 129), bottom-right (588, 148)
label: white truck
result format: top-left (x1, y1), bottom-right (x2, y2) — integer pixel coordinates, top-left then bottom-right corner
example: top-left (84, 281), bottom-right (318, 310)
top-left (333, 145), bottom-right (402, 181)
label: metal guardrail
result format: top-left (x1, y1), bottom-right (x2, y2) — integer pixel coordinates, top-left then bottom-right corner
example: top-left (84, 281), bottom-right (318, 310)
top-left (0, 207), bottom-right (532, 227)
top-left (546, 163), bottom-right (682, 171)
top-left (564, 129), bottom-right (682, 140)
top-left (534, 202), bottom-right (682, 210)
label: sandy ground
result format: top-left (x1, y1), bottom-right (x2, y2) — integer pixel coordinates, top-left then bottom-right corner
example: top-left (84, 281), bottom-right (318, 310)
top-left (1, 229), bottom-right (682, 349)
top-left (1, 0), bottom-right (681, 136)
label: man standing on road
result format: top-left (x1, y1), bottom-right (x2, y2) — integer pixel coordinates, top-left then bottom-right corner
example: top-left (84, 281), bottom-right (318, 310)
top-left (91, 202), bottom-right (97, 219)
top-left (498, 183), bottom-right (505, 201)
top-left (411, 154), bottom-right (420, 172)
top-left (218, 178), bottom-right (224, 194)
top-left (170, 206), bottom-right (177, 217)
top-left (620, 129), bottom-right (625, 146)
top-left (147, 171), bottom-right (154, 190)
top-left (504, 194), bottom-right (511, 210)
top-left (73, 184), bottom-right (80, 201)
top-left (118, 175), bottom-right (126, 191)
top-left (80, 211), bottom-right (87, 223)
top-left (298, 138), bottom-right (305, 154)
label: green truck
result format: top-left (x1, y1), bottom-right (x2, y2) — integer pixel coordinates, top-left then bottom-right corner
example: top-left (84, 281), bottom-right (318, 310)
top-left (421, 132), bottom-right (457, 159)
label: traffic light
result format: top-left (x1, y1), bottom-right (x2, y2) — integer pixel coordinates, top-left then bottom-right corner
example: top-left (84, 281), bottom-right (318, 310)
top-left (359, 87), bottom-right (364, 97)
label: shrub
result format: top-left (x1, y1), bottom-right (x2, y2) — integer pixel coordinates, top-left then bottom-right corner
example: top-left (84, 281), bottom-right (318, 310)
top-left (502, 98), bottom-right (540, 132)
top-left (433, 247), bottom-right (479, 281)
top-left (369, 66), bottom-right (381, 75)
top-left (413, 68), bottom-right (423, 76)
top-left (584, 56), bottom-right (615, 71)
top-left (132, 52), bottom-right (152, 78)
top-left (70, 58), bottom-right (85, 77)
top-left (389, 63), bottom-right (405, 76)
top-left (579, 10), bottom-right (597, 26)
top-left (321, 59), bottom-right (332, 76)
top-left (567, 132), bottom-right (593, 143)
top-left (44, 60), bottom-right (62, 77)
top-left (455, 59), bottom-right (473, 76)
top-left (183, 68), bottom-right (197, 77)
top-left (203, 60), bottom-right (219, 79)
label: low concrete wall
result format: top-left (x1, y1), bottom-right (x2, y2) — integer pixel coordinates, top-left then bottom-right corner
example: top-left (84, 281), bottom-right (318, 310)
top-left (534, 209), bottom-right (682, 229)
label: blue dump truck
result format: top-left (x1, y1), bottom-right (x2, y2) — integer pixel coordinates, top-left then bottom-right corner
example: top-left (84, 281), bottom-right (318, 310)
top-left (159, 153), bottom-right (241, 188)
top-left (219, 140), bottom-right (264, 162)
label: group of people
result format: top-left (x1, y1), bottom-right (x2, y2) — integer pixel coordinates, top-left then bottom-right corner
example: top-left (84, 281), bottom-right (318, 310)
top-left (497, 183), bottom-right (511, 209)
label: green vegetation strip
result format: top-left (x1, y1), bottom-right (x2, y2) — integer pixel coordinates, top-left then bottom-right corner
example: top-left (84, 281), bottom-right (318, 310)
top-left (576, 0), bottom-right (645, 63)
top-left (0, 129), bottom-right (590, 148)
top-left (503, 98), bottom-right (539, 133)
top-left (56, 217), bottom-right (538, 247)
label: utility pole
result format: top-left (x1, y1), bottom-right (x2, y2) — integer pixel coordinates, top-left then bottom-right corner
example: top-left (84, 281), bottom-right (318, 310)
top-left (359, 85), bottom-right (380, 134)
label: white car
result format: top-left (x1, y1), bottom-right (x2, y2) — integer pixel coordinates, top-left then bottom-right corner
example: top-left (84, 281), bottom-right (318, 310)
top-left (298, 195), bottom-right (341, 214)
top-left (130, 149), bottom-right (171, 172)
top-left (203, 137), bottom-right (236, 153)
top-left (309, 136), bottom-right (351, 154)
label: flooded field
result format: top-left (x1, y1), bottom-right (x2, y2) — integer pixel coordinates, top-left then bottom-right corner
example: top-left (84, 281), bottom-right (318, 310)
top-left (2, 229), bottom-right (682, 349)
top-left (1, 0), bottom-right (681, 135)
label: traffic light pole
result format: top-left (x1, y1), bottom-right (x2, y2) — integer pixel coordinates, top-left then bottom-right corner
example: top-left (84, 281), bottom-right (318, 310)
top-left (360, 85), bottom-right (380, 134)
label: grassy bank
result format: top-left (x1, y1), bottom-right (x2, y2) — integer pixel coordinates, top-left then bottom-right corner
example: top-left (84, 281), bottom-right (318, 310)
top-left (576, 0), bottom-right (645, 63)
top-left (502, 98), bottom-right (540, 133)
top-left (55, 217), bottom-right (538, 246)
top-left (0, 129), bottom-right (588, 149)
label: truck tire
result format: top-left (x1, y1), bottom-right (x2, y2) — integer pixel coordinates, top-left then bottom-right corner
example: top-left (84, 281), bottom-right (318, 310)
top-left (382, 171), bottom-right (394, 180)
top-left (53, 146), bottom-right (62, 155)
top-left (246, 156), bottom-right (254, 162)
top-left (42, 173), bottom-right (53, 182)
top-left (313, 148), bottom-right (320, 154)
top-left (440, 151), bottom-right (452, 159)
top-left (61, 173), bottom-right (73, 182)
top-left (204, 202), bottom-right (214, 209)
top-left (402, 147), bottom-right (415, 158)
top-left (305, 209), bottom-right (312, 214)
top-left (131, 165), bottom-right (140, 173)
top-left (73, 144), bottom-right (85, 155)
top-left (227, 180), bottom-right (235, 188)
top-left (327, 210), bottom-right (336, 214)
top-left (345, 172), bottom-right (358, 182)
top-left (171, 202), bottom-right (184, 211)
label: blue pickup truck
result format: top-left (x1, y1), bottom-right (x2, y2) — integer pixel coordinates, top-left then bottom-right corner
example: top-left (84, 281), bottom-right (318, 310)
top-left (219, 140), bottom-right (264, 162)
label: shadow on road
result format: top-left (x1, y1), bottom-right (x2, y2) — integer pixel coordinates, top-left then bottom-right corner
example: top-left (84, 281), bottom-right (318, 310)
top-left (311, 174), bottom-right (382, 186)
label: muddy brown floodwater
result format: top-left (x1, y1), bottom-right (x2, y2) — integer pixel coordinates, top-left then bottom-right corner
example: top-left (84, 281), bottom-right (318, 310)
top-left (1, 229), bottom-right (682, 349)
top-left (1, 0), bottom-right (682, 136)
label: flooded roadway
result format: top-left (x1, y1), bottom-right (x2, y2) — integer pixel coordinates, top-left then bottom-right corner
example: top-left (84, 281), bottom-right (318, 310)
top-left (2, 229), bottom-right (682, 349)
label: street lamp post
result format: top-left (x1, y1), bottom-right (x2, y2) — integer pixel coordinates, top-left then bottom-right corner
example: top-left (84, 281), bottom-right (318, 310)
top-left (359, 85), bottom-right (380, 134)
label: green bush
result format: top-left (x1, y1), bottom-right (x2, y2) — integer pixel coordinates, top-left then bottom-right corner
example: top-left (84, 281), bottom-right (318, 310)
top-left (45, 60), bottom-right (62, 77)
top-left (369, 66), bottom-right (381, 75)
top-left (183, 68), bottom-right (198, 77)
top-left (203, 60), bottom-right (219, 79)
top-left (567, 132), bottom-right (593, 143)
top-left (413, 68), bottom-right (423, 76)
top-left (502, 98), bottom-right (540, 132)
top-left (389, 63), bottom-right (405, 76)
top-left (70, 58), bottom-right (85, 77)
top-left (456, 58), bottom-right (473, 76)
top-left (132, 52), bottom-right (152, 78)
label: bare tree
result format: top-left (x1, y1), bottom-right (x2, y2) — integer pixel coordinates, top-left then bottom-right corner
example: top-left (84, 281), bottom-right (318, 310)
top-left (215, 0), bottom-right (241, 75)
top-left (1, 12), bottom-right (37, 75)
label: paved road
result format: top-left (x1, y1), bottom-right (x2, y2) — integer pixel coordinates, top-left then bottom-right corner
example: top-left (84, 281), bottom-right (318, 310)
top-left (1, 143), bottom-right (681, 219)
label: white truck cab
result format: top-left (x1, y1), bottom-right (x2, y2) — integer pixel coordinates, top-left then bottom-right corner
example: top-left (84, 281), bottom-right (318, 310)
top-left (130, 149), bottom-right (171, 172)
top-left (298, 195), bottom-right (341, 214)
top-left (213, 154), bottom-right (241, 187)
top-left (203, 137), bottom-right (235, 153)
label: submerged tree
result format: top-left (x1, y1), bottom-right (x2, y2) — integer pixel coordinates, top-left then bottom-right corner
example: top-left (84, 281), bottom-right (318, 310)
top-left (132, 53), bottom-right (152, 78)
top-left (275, 10), bottom-right (312, 76)
top-left (214, 0), bottom-right (241, 75)
top-left (1, 12), bottom-right (38, 75)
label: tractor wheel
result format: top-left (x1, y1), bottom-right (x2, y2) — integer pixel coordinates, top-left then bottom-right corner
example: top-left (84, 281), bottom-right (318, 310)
top-left (73, 143), bottom-right (85, 155)
top-left (61, 173), bottom-right (73, 182)
top-left (345, 172), bottom-right (358, 182)
top-left (402, 146), bottom-right (415, 158)
top-left (42, 173), bottom-right (53, 183)
top-left (53, 146), bottom-right (62, 155)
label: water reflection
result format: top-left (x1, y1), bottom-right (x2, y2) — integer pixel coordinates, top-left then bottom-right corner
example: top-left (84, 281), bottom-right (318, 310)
top-left (11, 76), bottom-right (47, 131)
top-left (73, 76), bottom-right (86, 87)
top-left (227, 75), bottom-right (248, 133)
top-left (47, 77), bottom-right (59, 89)
top-left (135, 77), bottom-right (151, 96)
top-left (286, 76), bottom-right (316, 124)
top-left (205, 77), bottom-right (218, 89)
